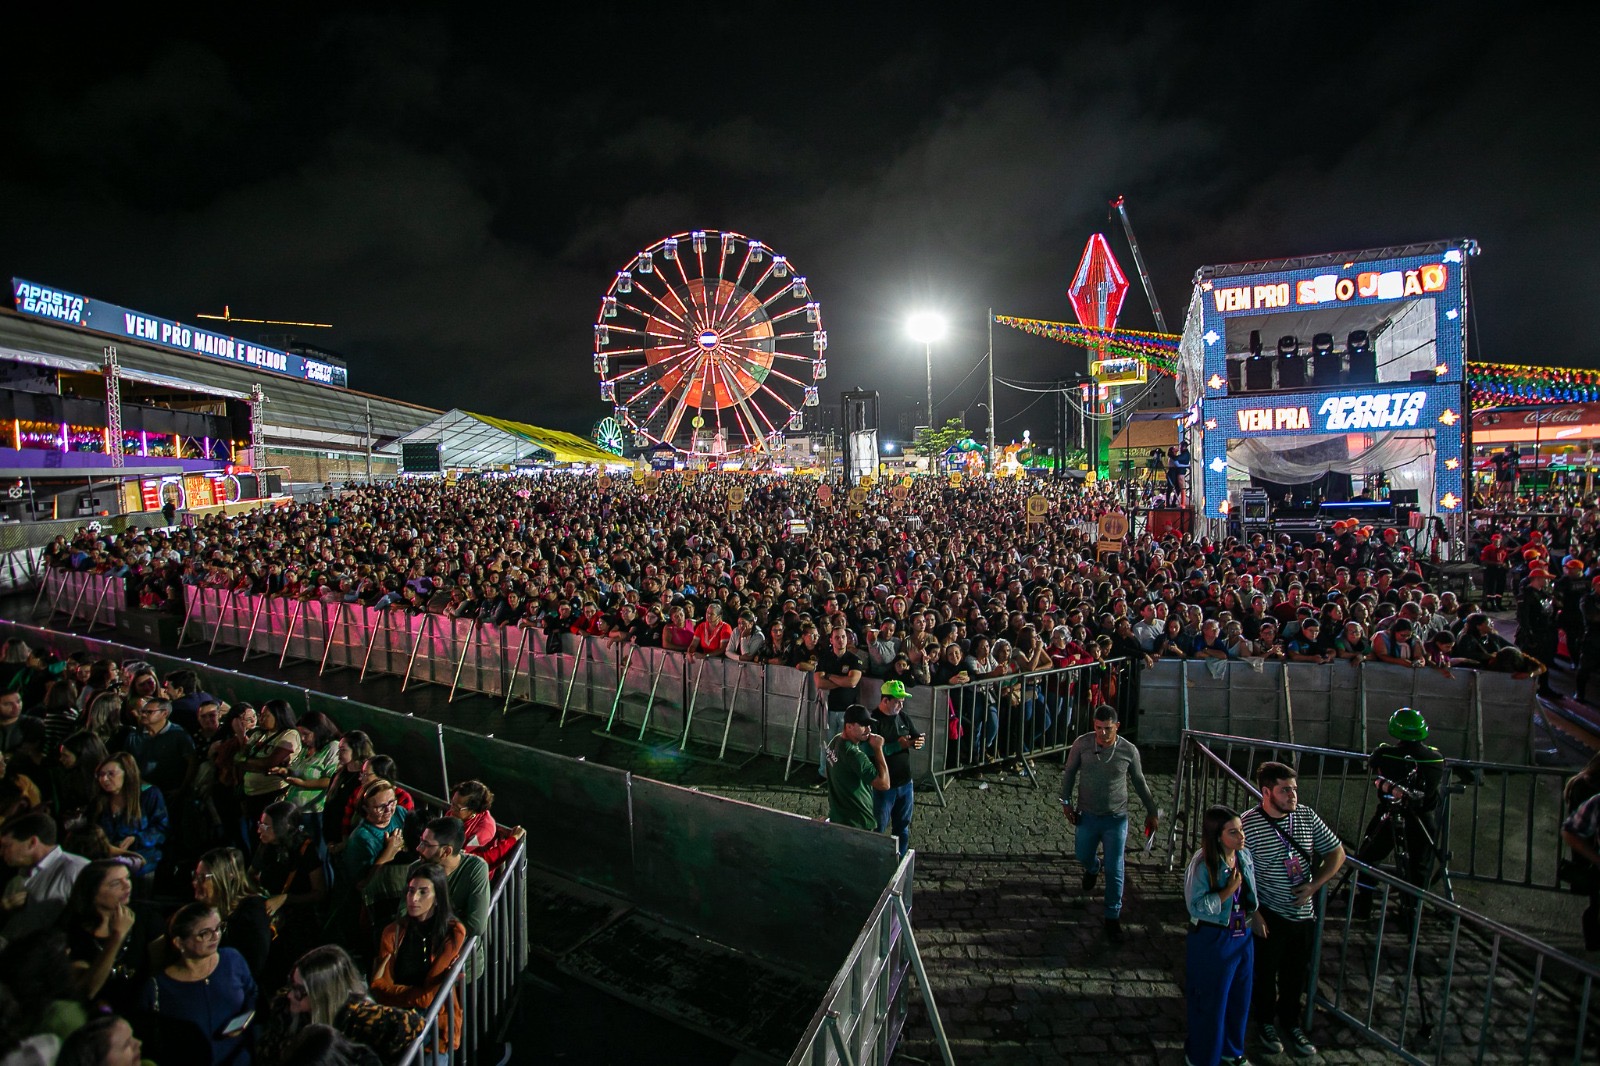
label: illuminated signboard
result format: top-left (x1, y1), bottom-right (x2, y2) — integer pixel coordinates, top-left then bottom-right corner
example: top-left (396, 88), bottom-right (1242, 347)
top-left (11, 278), bottom-right (348, 388)
top-left (1091, 356), bottom-right (1148, 386)
top-left (1200, 383), bottom-right (1463, 517)
top-left (1196, 244), bottom-right (1471, 390)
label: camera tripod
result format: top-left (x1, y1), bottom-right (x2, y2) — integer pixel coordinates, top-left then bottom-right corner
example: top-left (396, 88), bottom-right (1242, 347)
top-left (1340, 785), bottom-right (1452, 1044)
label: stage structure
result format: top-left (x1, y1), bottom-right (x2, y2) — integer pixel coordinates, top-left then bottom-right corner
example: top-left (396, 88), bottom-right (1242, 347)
top-left (1177, 241), bottom-right (1477, 551)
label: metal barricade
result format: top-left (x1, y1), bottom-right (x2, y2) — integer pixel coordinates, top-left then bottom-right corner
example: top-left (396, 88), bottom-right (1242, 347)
top-left (785, 852), bottom-right (952, 1066)
top-left (397, 837), bottom-right (530, 1066)
top-left (923, 659), bottom-right (1125, 804)
top-left (1167, 730), bottom-right (1577, 898)
top-left (1137, 658), bottom-right (1538, 757)
top-left (1168, 730), bottom-right (1600, 1065)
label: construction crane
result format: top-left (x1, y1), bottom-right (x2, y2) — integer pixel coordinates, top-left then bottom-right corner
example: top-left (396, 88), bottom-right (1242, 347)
top-left (196, 305), bottom-right (333, 329)
top-left (1109, 196), bottom-right (1168, 333)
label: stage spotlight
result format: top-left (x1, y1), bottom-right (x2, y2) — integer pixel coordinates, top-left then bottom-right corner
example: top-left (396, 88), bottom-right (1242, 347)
top-left (1310, 332), bottom-right (1340, 386)
top-left (1244, 329), bottom-right (1272, 391)
top-left (1276, 334), bottom-right (1305, 389)
top-left (1346, 329), bottom-right (1377, 383)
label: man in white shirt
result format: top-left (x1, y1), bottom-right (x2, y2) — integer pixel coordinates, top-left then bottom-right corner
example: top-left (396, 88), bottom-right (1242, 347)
top-left (0, 811), bottom-right (89, 949)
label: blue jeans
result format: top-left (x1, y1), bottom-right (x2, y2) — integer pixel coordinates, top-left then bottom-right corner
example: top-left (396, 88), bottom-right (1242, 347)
top-left (818, 708), bottom-right (845, 777)
top-left (873, 780), bottom-right (914, 856)
top-left (1075, 812), bottom-right (1129, 918)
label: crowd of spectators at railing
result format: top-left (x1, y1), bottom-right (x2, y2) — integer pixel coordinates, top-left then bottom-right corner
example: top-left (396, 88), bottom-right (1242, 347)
top-left (35, 475), bottom-right (1569, 697)
top-left (0, 642), bottom-right (523, 1066)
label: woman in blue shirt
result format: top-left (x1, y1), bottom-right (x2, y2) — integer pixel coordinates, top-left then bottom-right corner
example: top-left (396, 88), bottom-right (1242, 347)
top-left (141, 901), bottom-right (258, 1065)
top-left (89, 753), bottom-right (169, 878)
top-left (1183, 804), bottom-right (1258, 1066)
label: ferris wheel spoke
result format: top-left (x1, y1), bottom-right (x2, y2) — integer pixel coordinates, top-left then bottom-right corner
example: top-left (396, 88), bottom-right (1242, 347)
top-left (634, 279), bottom-right (692, 330)
top-left (596, 347), bottom-right (648, 359)
top-left (660, 359), bottom-right (705, 443)
top-left (768, 305), bottom-right (810, 324)
top-left (713, 263), bottom-right (776, 331)
top-left (712, 360), bottom-right (771, 451)
top-left (717, 280), bottom-right (790, 335)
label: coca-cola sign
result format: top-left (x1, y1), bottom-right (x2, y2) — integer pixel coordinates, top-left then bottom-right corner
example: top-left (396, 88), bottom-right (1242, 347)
top-left (1473, 404), bottom-right (1600, 429)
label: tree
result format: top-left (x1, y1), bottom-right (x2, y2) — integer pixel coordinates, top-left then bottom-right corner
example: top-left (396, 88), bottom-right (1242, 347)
top-left (912, 418), bottom-right (969, 468)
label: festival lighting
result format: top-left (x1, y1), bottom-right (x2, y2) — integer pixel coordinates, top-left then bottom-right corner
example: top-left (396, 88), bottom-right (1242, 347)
top-left (907, 311), bottom-right (947, 426)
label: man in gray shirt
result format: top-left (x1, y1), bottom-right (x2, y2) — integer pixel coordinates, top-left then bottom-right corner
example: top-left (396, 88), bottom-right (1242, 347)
top-left (0, 811), bottom-right (89, 949)
top-left (1060, 705), bottom-right (1159, 940)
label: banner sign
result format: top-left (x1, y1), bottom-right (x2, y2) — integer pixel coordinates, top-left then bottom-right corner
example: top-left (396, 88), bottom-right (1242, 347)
top-left (1200, 382), bottom-right (1464, 517)
top-left (12, 278), bottom-right (348, 388)
top-left (1196, 246), bottom-right (1469, 390)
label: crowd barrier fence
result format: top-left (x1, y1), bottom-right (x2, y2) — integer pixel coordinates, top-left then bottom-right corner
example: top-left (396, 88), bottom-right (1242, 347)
top-left (34, 568), bottom-right (122, 631)
top-left (1138, 654), bottom-right (1538, 762)
top-left (1168, 731), bottom-right (1575, 900)
top-left (25, 573), bottom-right (1543, 774)
top-left (398, 837), bottom-right (530, 1066)
top-left (0, 618), bottom-right (945, 1065)
top-left (1168, 730), bottom-right (1598, 1065)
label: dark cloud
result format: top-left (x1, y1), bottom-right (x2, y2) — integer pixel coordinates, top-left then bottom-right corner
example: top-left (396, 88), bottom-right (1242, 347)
top-left (0, 9), bottom-right (1593, 438)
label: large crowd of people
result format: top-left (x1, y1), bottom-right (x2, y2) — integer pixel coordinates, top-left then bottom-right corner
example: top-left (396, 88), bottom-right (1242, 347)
top-left (34, 475), bottom-right (1571, 705)
top-left (19, 471), bottom-right (1600, 1063)
top-left (0, 644), bottom-right (522, 1066)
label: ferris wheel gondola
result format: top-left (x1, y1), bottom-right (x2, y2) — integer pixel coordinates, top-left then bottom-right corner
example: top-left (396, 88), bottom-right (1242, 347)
top-left (593, 229), bottom-right (823, 458)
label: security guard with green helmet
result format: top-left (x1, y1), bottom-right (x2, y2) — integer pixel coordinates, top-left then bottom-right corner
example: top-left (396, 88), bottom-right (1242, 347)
top-left (1354, 707), bottom-right (1446, 916)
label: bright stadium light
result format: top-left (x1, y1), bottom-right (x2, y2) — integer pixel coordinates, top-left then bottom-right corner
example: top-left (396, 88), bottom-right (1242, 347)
top-left (907, 312), bottom-right (948, 426)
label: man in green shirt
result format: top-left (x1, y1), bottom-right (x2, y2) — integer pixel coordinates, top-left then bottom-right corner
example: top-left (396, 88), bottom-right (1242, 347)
top-left (826, 705), bottom-right (890, 830)
top-left (417, 816), bottom-right (491, 980)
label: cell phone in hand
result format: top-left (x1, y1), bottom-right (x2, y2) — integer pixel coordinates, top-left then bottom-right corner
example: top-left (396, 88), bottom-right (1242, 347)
top-left (220, 1009), bottom-right (255, 1037)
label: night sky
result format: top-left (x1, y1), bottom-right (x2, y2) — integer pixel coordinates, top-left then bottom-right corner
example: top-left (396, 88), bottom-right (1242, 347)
top-left (2, 7), bottom-right (1591, 440)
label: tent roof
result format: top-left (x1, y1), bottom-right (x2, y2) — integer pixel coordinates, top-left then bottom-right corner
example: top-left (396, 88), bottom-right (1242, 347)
top-left (389, 409), bottom-right (623, 467)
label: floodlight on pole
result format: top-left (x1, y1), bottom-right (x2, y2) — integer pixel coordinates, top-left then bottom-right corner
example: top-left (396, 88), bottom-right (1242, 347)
top-left (907, 312), bottom-right (947, 429)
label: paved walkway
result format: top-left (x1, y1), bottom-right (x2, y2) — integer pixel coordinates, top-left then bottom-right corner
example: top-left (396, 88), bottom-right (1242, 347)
top-left (707, 765), bottom-right (1388, 1065)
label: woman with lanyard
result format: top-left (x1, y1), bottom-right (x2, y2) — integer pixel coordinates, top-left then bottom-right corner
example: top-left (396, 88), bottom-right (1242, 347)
top-left (320, 731), bottom-right (375, 847)
top-left (1183, 804), bottom-right (1258, 1066)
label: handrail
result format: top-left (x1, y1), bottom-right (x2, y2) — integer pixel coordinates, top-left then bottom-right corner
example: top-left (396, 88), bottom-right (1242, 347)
top-left (395, 934), bottom-right (479, 1066)
top-left (1171, 730), bottom-right (1600, 1065)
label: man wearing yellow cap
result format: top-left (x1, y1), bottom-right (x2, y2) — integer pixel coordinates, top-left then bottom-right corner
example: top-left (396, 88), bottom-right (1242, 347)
top-left (868, 680), bottom-right (925, 856)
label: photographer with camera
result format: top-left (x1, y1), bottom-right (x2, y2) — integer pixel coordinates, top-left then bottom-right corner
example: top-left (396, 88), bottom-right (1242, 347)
top-left (1352, 708), bottom-right (1445, 920)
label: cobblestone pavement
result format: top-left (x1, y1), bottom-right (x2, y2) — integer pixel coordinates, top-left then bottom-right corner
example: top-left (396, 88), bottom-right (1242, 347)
top-left (703, 765), bottom-right (1395, 1065)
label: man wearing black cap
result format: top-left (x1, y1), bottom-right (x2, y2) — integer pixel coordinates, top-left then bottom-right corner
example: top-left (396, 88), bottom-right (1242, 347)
top-left (826, 705), bottom-right (889, 831)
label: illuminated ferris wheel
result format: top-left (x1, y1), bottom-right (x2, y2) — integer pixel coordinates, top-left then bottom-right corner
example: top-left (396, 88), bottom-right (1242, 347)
top-left (593, 229), bottom-right (824, 457)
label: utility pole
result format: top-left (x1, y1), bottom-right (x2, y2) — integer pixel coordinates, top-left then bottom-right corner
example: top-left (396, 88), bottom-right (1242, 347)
top-left (987, 308), bottom-right (996, 475)
top-left (364, 400), bottom-right (373, 483)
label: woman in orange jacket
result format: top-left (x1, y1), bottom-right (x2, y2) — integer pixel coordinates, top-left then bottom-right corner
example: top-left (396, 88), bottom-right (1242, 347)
top-left (368, 862), bottom-right (467, 1057)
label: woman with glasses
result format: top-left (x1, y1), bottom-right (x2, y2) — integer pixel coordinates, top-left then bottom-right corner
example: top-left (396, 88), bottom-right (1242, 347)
top-left (88, 753), bottom-right (168, 879)
top-left (370, 863), bottom-right (466, 1061)
top-left (255, 945), bottom-right (420, 1066)
top-left (139, 901), bottom-right (257, 1066)
top-left (193, 847), bottom-right (272, 980)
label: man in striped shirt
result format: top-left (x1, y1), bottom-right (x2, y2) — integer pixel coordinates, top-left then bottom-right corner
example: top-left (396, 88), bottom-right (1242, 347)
top-left (1241, 761), bottom-right (1345, 1059)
